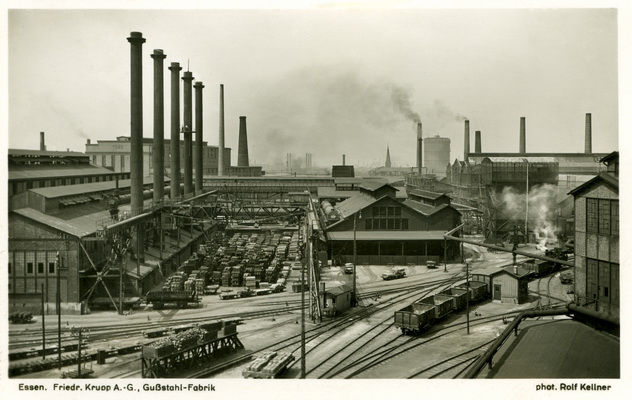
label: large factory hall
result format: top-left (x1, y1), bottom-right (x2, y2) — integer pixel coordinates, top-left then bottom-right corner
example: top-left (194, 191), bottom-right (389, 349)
top-left (7, 31), bottom-right (619, 381)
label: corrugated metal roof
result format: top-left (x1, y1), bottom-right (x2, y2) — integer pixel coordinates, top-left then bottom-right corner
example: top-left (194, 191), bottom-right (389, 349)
top-left (9, 164), bottom-right (120, 180)
top-left (483, 157), bottom-right (558, 163)
top-left (30, 176), bottom-right (162, 198)
top-left (326, 231), bottom-right (446, 241)
top-left (359, 181), bottom-right (392, 191)
top-left (402, 199), bottom-right (451, 216)
top-left (8, 149), bottom-right (87, 157)
top-left (317, 187), bottom-right (356, 199)
top-left (12, 199), bottom-right (151, 238)
top-left (335, 193), bottom-right (378, 219)
top-left (409, 189), bottom-right (448, 200)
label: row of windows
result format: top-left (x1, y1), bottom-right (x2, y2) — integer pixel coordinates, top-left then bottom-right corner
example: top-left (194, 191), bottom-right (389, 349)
top-left (365, 218), bottom-right (409, 230)
top-left (9, 175), bottom-right (123, 197)
top-left (586, 258), bottom-right (619, 306)
top-left (8, 251), bottom-right (58, 276)
top-left (586, 198), bottom-right (619, 235)
top-left (372, 206), bottom-right (402, 218)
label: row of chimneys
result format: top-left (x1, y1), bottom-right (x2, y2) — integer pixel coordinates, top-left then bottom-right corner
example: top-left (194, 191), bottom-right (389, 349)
top-left (462, 113), bottom-right (593, 160)
top-left (127, 31), bottom-right (251, 261)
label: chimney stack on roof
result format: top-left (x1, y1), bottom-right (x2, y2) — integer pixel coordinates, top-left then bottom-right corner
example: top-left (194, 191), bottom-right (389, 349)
top-left (519, 117), bottom-right (526, 154)
top-left (585, 113), bottom-right (592, 154)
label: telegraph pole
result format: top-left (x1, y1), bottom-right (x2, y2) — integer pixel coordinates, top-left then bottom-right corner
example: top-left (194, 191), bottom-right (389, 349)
top-left (41, 283), bottom-right (45, 360)
top-left (56, 251), bottom-right (61, 369)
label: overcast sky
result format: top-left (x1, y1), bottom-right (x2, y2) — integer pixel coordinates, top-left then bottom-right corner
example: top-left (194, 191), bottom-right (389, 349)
top-left (7, 7), bottom-right (621, 168)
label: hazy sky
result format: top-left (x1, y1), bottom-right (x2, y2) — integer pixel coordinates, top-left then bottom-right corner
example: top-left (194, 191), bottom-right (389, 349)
top-left (7, 7), bottom-right (620, 168)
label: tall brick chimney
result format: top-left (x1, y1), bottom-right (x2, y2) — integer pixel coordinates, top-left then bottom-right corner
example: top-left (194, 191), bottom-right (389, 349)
top-left (169, 62), bottom-right (182, 198)
top-left (151, 49), bottom-right (166, 202)
top-left (238, 116), bottom-right (250, 167)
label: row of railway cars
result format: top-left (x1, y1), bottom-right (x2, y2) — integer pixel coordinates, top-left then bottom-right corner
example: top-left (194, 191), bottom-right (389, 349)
top-left (394, 281), bottom-right (490, 335)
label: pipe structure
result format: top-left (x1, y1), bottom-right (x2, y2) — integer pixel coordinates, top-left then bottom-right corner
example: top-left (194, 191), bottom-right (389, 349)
top-left (218, 84), bottom-right (225, 176)
top-left (40, 132), bottom-right (46, 151)
top-left (151, 49), bottom-right (167, 202)
top-left (443, 233), bottom-right (575, 268)
top-left (475, 130), bottom-right (482, 153)
top-left (182, 71), bottom-right (194, 195)
top-left (127, 32), bottom-right (145, 263)
top-left (464, 120), bottom-right (470, 161)
top-left (194, 81), bottom-right (204, 192)
top-left (417, 122), bottom-right (423, 174)
top-left (585, 113), bottom-right (592, 153)
top-left (519, 117), bottom-right (526, 153)
top-left (238, 116), bottom-right (250, 167)
top-left (169, 62), bottom-right (182, 199)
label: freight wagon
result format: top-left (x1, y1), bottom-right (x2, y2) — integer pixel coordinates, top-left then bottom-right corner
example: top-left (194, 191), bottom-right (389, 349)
top-left (395, 281), bottom-right (490, 335)
top-left (439, 287), bottom-right (469, 311)
top-left (521, 259), bottom-right (553, 278)
top-left (145, 290), bottom-right (199, 309)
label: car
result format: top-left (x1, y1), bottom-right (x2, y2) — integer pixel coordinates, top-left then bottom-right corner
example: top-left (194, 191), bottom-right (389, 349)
top-left (426, 260), bottom-right (437, 269)
top-left (344, 263), bottom-right (354, 274)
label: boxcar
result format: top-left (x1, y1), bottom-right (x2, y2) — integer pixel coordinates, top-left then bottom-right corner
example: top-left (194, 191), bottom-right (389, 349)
top-left (418, 294), bottom-right (455, 319)
top-left (439, 288), bottom-right (469, 310)
top-left (394, 302), bottom-right (436, 335)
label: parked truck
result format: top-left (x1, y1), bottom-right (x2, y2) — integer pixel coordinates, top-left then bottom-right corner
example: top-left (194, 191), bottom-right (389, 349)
top-left (145, 290), bottom-right (199, 309)
top-left (382, 267), bottom-right (406, 281)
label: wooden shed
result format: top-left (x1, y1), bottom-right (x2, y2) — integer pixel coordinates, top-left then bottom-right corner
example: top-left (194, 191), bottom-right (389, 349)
top-left (322, 284), bottom-right (352, 317)
top-left (472, 266), bottom-right (531, 304)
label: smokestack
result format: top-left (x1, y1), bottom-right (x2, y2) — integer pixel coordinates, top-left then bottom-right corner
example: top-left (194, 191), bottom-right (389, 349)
top-left (182, 71), bottom-right (194, 195)
top-left (40, 132), bottom-right (46, 151)
top-left (475, 130), bottom-right (481, 153)
top-left (237, 116), bottom-right (249, 167)
top-left (169, 62), bottom-right (182, 199)
top-left (417, 122), bottom-right (422, 174)
top-left (218, 84), bottom-right (225, 176)
top-left (343, 154), bottom-right (346, 166)
top-left (86, 139), bottom-right (91, 145)
top-left (151, 49), bottom-right (167, 202)
top-left (194, 81), bottom-right (204, 193)
top-left (127, 31), bottom-right (145, 262)
top-left (464, 120), bottom-right (470, 161)
top-left (520, 117), bottom-right (526, 154)
top-left (585, 113), bottom-right (592, 153)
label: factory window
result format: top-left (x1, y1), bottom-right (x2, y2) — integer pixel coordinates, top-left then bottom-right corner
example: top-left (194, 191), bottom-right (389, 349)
top-left (38, 262), bottom-right (44, 275)
top-left (27, 262), bottom-right (34, 275)
top-left (121, 155), bottom-right (125, 170)
top-left (598, 199), bottom-right (611, 234)
top-left (388, 219), bottom-right (395, 229)
top-left (14, 252), bottom-right (24, 275)
top-left (92, 155), bottom-right (96, 164)
top-left (611, 264), bottom-right (619, 306)
top-left (598, 260), bottom-right (610, 301)
top-left (586, 199), bottom-right (598, 233)
top-left (586, 258), bottom-right (598, 300)
top-left (111, 155), bottom-right (116, 169)
top-left (611, 200), bottom-right (619, 236)
top-left (102, 155), bottom-right (106, 166)
top-left (8, 262), bottom-right (11, 275)
top-left (49, 262), bottom-right (55, 274)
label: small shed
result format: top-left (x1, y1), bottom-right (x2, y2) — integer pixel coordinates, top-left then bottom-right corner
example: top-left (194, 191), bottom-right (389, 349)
top-left (472, 266), bottom-right (531, 304)
top-left (322, 284), bottom-right (352, 317)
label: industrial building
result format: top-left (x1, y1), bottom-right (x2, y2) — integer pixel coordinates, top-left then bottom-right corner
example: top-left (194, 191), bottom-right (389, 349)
top-left (569, 151), bottom-right (619, 319)
top-left (423, 135), bottom-right (450, 178)
top-left (407, 115), bottom-right (610, 243)
top-left (321, 181), bottom-right (461, 265)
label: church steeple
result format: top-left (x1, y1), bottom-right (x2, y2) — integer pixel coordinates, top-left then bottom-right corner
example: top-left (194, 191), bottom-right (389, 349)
top-left (385, 145), bottom-right (392, 168)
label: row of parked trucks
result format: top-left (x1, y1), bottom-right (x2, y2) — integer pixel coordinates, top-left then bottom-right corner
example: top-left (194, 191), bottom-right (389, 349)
top-left (144, 230), bottom-right (303, 308)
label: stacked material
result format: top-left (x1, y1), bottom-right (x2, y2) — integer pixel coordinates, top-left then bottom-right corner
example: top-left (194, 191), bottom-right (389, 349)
top-left (242, 351), bottom-right (295, 379)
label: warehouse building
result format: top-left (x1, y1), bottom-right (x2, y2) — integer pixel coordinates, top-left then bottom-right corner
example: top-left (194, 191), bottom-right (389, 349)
top-left (323, 182), bottom-right (461, 265)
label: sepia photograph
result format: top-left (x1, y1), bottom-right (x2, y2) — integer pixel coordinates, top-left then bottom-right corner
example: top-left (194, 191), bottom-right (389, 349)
top-left (2, 1), bottom-right (628, 398)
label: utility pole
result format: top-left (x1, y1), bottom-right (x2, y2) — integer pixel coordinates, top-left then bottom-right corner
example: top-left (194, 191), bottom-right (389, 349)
top-left (56, 251), bottom-right (61, 370)
top-left (466, 262), bottom-right (470, 335)
top-left (41, 283), bottom-right (45, 360)
top-left (300, 219), bottom-right (306, 379)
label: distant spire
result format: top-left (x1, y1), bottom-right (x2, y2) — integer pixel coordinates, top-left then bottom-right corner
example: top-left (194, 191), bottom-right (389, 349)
top-left (385, 145), bottom-right (392, 168)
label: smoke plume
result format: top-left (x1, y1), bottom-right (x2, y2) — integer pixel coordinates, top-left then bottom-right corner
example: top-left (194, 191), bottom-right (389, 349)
top-left (501, 183), bottom-right (559, 247)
